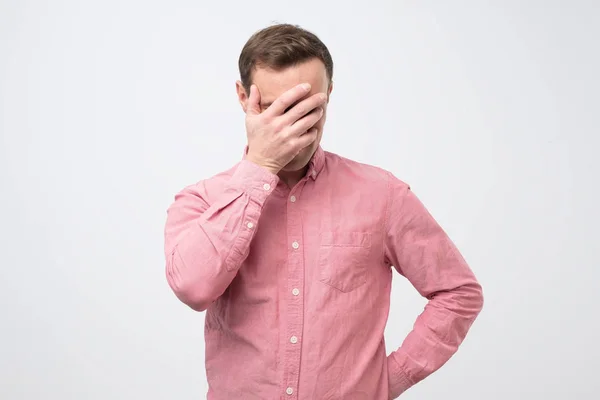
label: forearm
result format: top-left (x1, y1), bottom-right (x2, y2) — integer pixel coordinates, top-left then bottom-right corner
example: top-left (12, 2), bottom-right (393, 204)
top-left (387, 281), bottom-right (484, 397)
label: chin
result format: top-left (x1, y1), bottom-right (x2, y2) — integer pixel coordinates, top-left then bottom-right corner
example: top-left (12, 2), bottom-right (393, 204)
top-left (282, 154), bottom-right (312, 172)
top-left (281, 159), bottom-right (309, 172)
top-left (281, 143), bottom-right (318, 172)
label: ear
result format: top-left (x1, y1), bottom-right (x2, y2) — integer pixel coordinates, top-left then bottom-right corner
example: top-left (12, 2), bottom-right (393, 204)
top-left (236, 80), bottom-right (249, 112)
top-left (327, 80), bottom-right (334, 102)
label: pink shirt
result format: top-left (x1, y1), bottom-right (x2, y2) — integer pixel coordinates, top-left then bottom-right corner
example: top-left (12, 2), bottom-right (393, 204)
top-left (164, 146), bottom-right (483, 399)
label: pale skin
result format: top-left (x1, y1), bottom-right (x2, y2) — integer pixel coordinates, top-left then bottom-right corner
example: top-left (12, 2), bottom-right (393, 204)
top-left (235, 58), bottom-right (333, 188)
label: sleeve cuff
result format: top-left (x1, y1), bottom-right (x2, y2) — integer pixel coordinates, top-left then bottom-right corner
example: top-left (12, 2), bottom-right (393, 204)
top-left (387, 354), bottom-right (414, 398)
top-left (228, 160), bottom-right (280, 204)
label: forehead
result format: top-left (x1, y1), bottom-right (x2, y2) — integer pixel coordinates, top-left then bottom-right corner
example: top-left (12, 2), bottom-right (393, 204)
top-left (253, 58), bottom-right (329, 104)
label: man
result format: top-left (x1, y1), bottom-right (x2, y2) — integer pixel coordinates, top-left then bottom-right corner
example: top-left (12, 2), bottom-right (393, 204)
top-left (164, 23), bottom-right (483, 399)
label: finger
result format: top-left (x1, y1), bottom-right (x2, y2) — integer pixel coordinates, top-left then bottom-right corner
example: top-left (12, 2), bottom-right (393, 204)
top-left (246, 85), bottom-right (261, 115)
top-left (287, 107), bottom-right (324, 136)
top-left (264, 83), bottom-right (312, 117)
top-left (293, 127), bottom-right (319, 150)
top-left (281, 92), bottom-right (327, 125)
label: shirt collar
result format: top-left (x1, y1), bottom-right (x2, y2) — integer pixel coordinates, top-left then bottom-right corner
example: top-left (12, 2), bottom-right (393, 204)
top-left (242, 145), bottom-right (325, 181)
top-left (307, 145), bottom-right (325, 180)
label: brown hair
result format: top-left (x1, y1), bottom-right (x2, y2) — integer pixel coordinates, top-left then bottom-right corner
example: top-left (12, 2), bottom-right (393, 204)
top-left (238, 23), bottom-right (334, 94)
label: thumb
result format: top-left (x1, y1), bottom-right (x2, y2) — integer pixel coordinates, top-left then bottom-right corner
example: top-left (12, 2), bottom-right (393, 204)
top-left (246, 84), bottom-right (261, 115)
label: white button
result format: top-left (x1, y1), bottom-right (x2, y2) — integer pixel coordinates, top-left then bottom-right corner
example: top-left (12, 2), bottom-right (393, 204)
top-left (246, 222), bottom-right (254, 229)
top-left (263, 183), bottom-right (271, 191)
top-left (286, 387), bottom-right (294, 395)
top-left (290, 336), bottom-right (298, 344)
top-left (292, 288), bottom-right (300, 296)
top-left (290, 195), bottom-right (297, 203)
top-left (292, 241), bottom-right (299, 249)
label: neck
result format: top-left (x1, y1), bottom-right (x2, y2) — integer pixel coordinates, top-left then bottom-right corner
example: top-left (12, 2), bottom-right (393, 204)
top-left (278, 165), bottom-right (309, 189)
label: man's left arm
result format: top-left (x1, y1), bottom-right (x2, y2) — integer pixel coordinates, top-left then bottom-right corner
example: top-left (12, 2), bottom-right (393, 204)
top-left (383, 172), bottom-right (484, 398)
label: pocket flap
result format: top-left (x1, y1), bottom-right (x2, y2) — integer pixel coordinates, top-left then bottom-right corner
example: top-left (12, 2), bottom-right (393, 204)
top-left (320, 231), bottom-right (371, 247)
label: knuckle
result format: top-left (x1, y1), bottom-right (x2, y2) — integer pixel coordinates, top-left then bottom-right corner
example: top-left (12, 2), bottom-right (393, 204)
top-left (272, 119), bottom-right (286, 132)
top-left (275, 98), bottom-right (288, 109)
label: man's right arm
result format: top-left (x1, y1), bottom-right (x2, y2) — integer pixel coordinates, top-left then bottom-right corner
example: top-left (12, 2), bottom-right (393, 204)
top-left (164, 160), bottom-right (279, 312)
top-left (165, 81), bottom-right (326, 311)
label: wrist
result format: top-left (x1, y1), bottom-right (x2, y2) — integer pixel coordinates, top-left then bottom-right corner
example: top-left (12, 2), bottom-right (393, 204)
top-left (246, 155), bottom-right (280, 175)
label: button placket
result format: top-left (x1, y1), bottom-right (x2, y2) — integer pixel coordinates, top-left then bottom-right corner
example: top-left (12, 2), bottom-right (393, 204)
top-left (283, 184), bottom-right (305, 397)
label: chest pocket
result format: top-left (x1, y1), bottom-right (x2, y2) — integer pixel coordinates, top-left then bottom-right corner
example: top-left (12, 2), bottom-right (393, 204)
top-left (317, 231), bottom-right (372, 293)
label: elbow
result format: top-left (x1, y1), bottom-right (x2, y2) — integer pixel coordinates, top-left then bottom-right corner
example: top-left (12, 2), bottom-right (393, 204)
top-left (187, 300), bottom-right (211, 313)
top-left (177, 287), bottom-right (212, 312)
top-left (168, 278), bottom-right (213, 312)
top-left (468, 281), bottom-right (485, 317)
top-left (476, 281), bottom-right (484, 310)
top-left (166, 263), bottom-right (213, 312)
top-left (442, 280), bottom-right (484, 319)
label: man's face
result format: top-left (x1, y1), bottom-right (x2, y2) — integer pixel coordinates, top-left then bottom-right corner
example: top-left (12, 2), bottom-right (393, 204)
top-left (238, 58), bottom-right (332, 172)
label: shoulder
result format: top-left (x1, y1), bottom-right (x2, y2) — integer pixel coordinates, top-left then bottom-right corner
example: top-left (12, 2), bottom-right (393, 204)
top-left (174, 163), bottom-right (241, 203)
top-left (323, 150), bottom-right (410, 192)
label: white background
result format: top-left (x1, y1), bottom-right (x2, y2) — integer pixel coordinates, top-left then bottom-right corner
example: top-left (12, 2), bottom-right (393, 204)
top-left (1, 1), bottom-right (598, 399)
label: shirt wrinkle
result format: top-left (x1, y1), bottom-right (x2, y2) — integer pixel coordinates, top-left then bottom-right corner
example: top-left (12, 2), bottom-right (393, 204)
top-left (164, 146), bottom-right (483, 399)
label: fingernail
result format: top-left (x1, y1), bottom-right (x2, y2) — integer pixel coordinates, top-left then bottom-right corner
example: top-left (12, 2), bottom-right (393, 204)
top-left (301, 83), bottom-right (311, 91)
